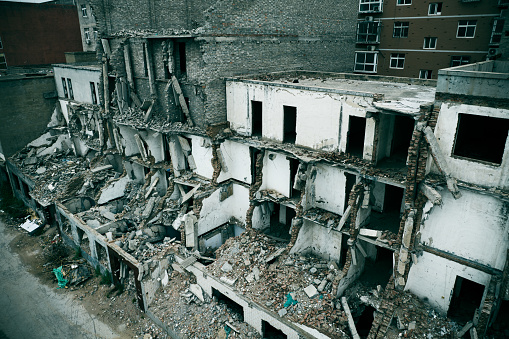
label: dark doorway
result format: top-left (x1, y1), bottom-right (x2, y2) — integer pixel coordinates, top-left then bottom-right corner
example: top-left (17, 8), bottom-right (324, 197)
top-left (391, 115), bottom-right (414, 157)
top-left (268, 204), bottom-right (294, 241)
top-left (283, 105), bottom-right (297, 143)
top-left (448, 276), bottom-right (485, 324)
top-left (384, 184), bottom-right (404, 213)
top-left (252, 100), bottom-right (263, 137)
top-left (344, 172), bottom-right (357, 212)
top-left (212, 288), bottom-right (244, 321)
top-left (359, 246), bottom-right (394, 288)
top-left (356, 305), bottom-right (376, 338)
top-left (346, 116), bottom-right (366, 157)
top-left (174, 41), bottom-right (187, 77)
top-left (262, 320), bottom-right (287, 339)
top-left (289, 158), bottom-right (301, 199)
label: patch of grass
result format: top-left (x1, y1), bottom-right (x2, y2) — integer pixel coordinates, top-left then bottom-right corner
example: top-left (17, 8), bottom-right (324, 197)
top-left (0, 185), bottom-right (27, 220)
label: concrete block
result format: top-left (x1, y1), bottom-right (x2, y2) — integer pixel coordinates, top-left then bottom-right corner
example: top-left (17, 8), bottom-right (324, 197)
top-left (221, 262), bottom-right (233, 272)
top-left (278, 308), bottom-right (287, 317)
top-left (97, 176), bottom-right (130, 205)
top-left (304, 285), bottom-right (318, 299)
top-left (189, 283), bottom-right (204, 302)
top-left (220, 276), bottom-right (237, 286)
top-left (359, 229), bottom-right (381, 238)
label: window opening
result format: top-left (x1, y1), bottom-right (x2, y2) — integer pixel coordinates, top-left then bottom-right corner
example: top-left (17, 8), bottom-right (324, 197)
top-left (419, 69), bottom-right (433, 79)
top-left (490, 18), bottom-right (505, 45)
top-left (457, 20), bottom-right (477, 38)
top-left (354, 52), bottom-right (378, 73)
top-left (357, 21), bottom-right (380, 44)
top-left (289, 158), bottom-right (301, 199)
top-left (262, 320), bottom-right (287, 339)
top-left (391, 115), bottom-right (414, 158)
top-left (0, 36), bottom-right (3, 49)
top-left (90, 82), bottom-right (97, 104)
top-left (268, 204), bottom-right (294, 241)
top-left (448, 277), bottom-right (485, 324)
top-left (251, 100), bottom-right (263, 137)
top-left (384, 184), bottom-right (403, 214)
top-left (451, 55), bottom-right (470, 67)
top-left (67, 78), bottom-right (74, 100)
top-left (84, 28), bottom-right (91, 44)
top-left (355, 305), bottom-right (376, 338)
top-left (344, 172), bottom-right (356, 212)
top-left (423, 37), bottom-right (437, 49)
top-left (283, 105), bottom-right (297, 143)
top-left (453, 113), bottom-right (509, 164)
top-left (359, 0), bottom-right (382, 13)
top-left (175, 42), bottom-right (187, 77)
top-left (428, 2), bottom-right (442, 15)
top-left (62, 77), bottom-right (68, 98)
top-left (346, 116), bottom-right (366, 157)
top-left (250, 147), bottom-right (261, 184)
top-left (390, 53), bottom-right (405, 69)
top-left (393, 22), bottom-right (409, 38)
top-left (397, 0), bottom-right (411, 4)
top-left (212, 288), bottom-right (244, 321)
top-left (81, 4), bottom-right (87, 17)
top-left (0, 53), bottom-right (6, 70)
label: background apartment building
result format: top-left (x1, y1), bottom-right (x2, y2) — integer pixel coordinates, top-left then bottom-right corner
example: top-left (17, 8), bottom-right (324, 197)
top-left (354, 0), bottom-right (507, 78)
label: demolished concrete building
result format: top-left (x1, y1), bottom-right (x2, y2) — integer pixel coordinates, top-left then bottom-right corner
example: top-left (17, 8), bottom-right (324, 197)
top-left (3, 0), bottom-right (509, 336)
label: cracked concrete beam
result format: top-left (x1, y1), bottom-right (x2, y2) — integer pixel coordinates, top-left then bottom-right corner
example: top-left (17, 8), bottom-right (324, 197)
top-left (216, 148), bottom-right (228, 173)
top-left (123, 43), bottom-right (134, 89)
top-left (171, 76), bottom-right (193, 126)
top-left (145, 176), bottom-right (159, 199)
top-left (130, 90), bottom-right (142, 107)
top-left (113, 128), bottom-right (123, 154)
top-left (333, 205), bottom-right (351, 233)
top-left (101, 39), bottom-right (111, 57)
top-left (102, 59), bottom-right (110, 115)
top-left (419, 182), bottom-right (442, 205)
top-left (177, 136), bottom-right (192, 154)
top-left (181, 184), bottom-right (201, 204)
top-left (341, 297), bottom-right (361, 339)
top-left (134, 134), bottom-right (148, 162)
top-left (144, 41), bottom-right (156, 97)
top-left (356, 241), bottom-right (368, 258)
top-left (187, 154), bottom-right (197, 170)
top-left (144, 100), bottom-right (155, 123)
top-left (401, 209), bottom-right (415, 249)
top-left (423, 126), bottom-right (461, 199)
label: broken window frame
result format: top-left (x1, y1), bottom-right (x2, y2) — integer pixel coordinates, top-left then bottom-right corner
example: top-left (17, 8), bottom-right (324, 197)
top-left (419, 69), bottom-right (432, 79)
top-left (490, 18), bottom-right (505, 46)
top-left (67, 78), bottom-right (74, 100)
top-left (61, 77), bottom-right (68, 98)
top-left (84, 28), bottom-right (91, 45)
top-left (393, 22), bottom-right (409, 38)
top-left (359, 0), bottom-right (383, 13)
top-left (81, 4), bottom-right (87, 17)
top-left (450, 55), bottom-right (470, 67)
top-left (457, 20), bottom-right (477, 38)
top-left (0, 53), bottom-right (6, 70)
top-left (389, 53), bottom-right (405, 69)
top-left (354, 52), bottom-right (378, 73)
top-left (356, 21), bottom-right (381, 44)
top-left (428, 2), bottom-right (442, 15)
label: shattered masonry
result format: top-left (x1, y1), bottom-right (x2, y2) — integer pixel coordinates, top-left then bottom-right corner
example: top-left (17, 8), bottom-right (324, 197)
top-left (4, 10), bottom-right (509, 339)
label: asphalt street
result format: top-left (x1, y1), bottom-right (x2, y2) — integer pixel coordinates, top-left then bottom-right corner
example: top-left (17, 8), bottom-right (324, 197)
top-left (0, 219), bottom-right (121, 339)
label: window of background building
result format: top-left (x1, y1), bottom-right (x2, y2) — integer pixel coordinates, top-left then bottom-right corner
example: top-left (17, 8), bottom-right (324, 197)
top-left (67, 78), bottom-right (74, 100)
top-left (84, 28), bottom-right (91, 44)
top-left (457, 20), bottom-right (476, 38)
top-left (393, 22), bottom-right (409, 38)
top-left (428, 3), bottom-right (442, 15)
top-left (90, 82), bottom-right (97, 104)
top-left (81, 4), bottom-right (87, 17)
top-left (450, 55), bottom-right (471, 66)
top-left (61, 77), bottom-right (68, 98)
top-left (0, 36), bottom-right (3, 49)
top-left (357, 21), bottom-right (380, 43)
top-left (423, 37), bottom-right (437, 49)
top-left (0, 53), bottom-right (7, 70)
top-left (453, 113), bottom-right (509, 164)
top-left (359, 0), bottom-right (383, 13)
top-left (490, 18), bottom-right (505, 45)
top-left (390, 53), bottom-right (405, 69)
top-left (419, 70), bottom-right (432, 79)
top-left (397, 0), bottom-right (411, 5)
top-left (354, 52), bottom-right (378, 73)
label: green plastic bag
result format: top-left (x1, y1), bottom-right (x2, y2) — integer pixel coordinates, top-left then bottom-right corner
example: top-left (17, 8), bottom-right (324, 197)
top-left (53, 266), bottom-right (68, 289)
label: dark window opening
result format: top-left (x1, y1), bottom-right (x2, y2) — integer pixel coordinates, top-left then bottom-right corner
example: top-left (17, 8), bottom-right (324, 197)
top-left (250, 148), bottom-right (262, 184)
top-left (143, 166), bottom-right (150, 177)
top-left (391, 115), bottom-right (414, 157)
top-left (283, 105), bottom-right (297, 143)
top-left (355, 305), bottom-right (376, 338)
top-left (67, 78), bottom-right (74, 100)
top-left (289, 158), bottom-right (301, 199)
top-left (61, 77), bottom-right (68, 98)
top-left (339, 235), bottom-right (349, 269)
top-left (90, 82), bottom-right (97, 104)
top-left (448, 276), bottom-right (485, 325)
top-left (163, 135), bottom-right (172, 161)
top-left (252, 100), bottom-right (263, 137)
top-left (267, 204), bottom-right (294, 241)
top-left (344, 172), bottom-right (356, 212)
top-left (358, 246), bottom-right (394, 288)
top-left (262, 320), bottom-right (287, 339)
top-left (490, 300), bottom-right (509, 335)
top-left (346, 116), bottom-right (366, 157)
top-left (453, 113), bottom-right (508, 165)
top-left (175, 42), bottom-right (187, 77)
top-left (212, 288), bottom-right (244, 322)
top-left (142, 43), bottom-right (148, 77)
top-left (367, 184), bottom-right (403, 234)
top-left (384, 184), bottom-right (403, 214)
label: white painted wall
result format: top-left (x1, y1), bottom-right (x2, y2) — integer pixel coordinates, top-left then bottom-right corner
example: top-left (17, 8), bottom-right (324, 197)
top-left (406, 251), bottom-right (491, 314)
top-left (53, 65), bottom-right (101, 104)
top-left (197, 184), bottom-right (249, 236)
top-left (190, 135), bottom-right (214, 179)
top-left (261, 151), bottom-right (291, 197)
top-left (118, 125), bottom-right (140, 157)
top-left (419, 189), bottom-right (509, 270)
top-left (434, 103), bottom-right (509, 189)
top-left (217, 140), bottom-right (252, 184)
top-left (290, 219), bottom-right (342, 261)
top-left (312, 164), bottom-right (347, 215)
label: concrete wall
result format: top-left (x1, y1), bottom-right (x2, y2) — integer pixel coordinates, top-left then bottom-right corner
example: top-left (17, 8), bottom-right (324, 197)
top-left (261, 151), bottom-right (291, 197)
top-left (433, 102), bottom-right (509, 189)
top-left (311, 164), bottom-right (347, 215)
top-left (290, 219), bottom-right (343, 261)
top-left (0, 75), bottom-right (57, 157)
top-left (53, 65), bottom-right (101, 104)
top-left (217, 140), bottom-right (252, 184)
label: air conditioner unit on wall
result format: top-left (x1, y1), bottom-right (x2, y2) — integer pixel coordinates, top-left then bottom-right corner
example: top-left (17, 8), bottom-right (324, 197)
top-left (488, 48), bottom-right (500, 56)
top-left (366, 16), bottom-right (374, 21)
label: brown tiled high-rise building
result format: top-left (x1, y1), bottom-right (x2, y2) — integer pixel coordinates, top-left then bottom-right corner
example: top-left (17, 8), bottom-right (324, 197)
top-left (354, 0), bottom-right (507, 78)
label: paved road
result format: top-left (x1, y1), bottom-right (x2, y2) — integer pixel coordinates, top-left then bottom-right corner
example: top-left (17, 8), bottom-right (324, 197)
top-left (0, 220), bottom-right (121, 339)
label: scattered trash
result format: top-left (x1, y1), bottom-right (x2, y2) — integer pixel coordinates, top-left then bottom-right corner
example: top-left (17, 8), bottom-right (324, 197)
top-left (284, 293), bottom-right (298, 308)
top-left (52, 266), bottom-right (68, 289)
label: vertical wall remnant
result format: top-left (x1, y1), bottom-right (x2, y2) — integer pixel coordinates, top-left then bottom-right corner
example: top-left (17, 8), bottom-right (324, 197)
top-left (210, 143), bottom-right (222, 185)
top-left (245, 149), bottom-right (265, 231)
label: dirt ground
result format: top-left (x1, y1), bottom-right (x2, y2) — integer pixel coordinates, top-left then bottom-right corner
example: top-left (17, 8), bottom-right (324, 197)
top-left (1, 212), bottom-right (168, 339)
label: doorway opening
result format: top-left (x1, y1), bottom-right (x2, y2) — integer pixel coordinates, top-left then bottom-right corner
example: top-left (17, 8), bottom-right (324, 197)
top-left (283, 105), bottom-right (297, 143)
top-left (447, 276), bottom-right (485, 325)
top-left (346, 116), bottom-right (366, 158)
top-left (262, 320), bottom-right (287, 339)
top-left (212, 288), bottom-right (244, 322)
